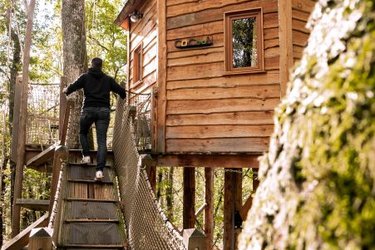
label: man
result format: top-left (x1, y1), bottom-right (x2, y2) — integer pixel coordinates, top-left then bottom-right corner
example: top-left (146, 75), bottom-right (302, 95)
top-left (63, 58), bottom-right (126, 180)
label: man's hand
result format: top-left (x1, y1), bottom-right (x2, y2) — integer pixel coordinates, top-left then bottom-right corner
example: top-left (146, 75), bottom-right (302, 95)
top-left (62, 87), bottom-right (68, 94)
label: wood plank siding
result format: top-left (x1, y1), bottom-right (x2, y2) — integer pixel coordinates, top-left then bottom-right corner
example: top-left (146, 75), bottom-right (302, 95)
top-left (120, 0), bottom-right (317, 155)
top-left (128, 0), bottom-right (158, 95)
top-left (291, 0), bottom-right (317, 61)
top-left (164, 0), bottom-right (279, 153)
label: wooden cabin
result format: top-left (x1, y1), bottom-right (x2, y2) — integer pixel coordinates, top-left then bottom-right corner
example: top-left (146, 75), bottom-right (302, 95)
top-left (115, 0), bottom-right (314, 164)
top-left (115, 0), bottom-right (316, 248)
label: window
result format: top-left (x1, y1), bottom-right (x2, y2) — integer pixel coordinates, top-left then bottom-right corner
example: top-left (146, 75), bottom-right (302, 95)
top-left (225, 8), bottom-right (264, 73)
top-left (133, 44), bottom-right (143, 83)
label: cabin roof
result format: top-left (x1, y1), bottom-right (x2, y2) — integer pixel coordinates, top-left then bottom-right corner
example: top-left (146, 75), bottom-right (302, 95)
top-left (115, 0), bottom-right (145, 29)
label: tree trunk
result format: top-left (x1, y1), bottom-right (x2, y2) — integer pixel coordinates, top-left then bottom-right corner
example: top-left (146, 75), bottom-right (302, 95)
top-left (6, 1), bottom-right (21, 238)
top-left (61, 0), bottom-right (87, 149)
top-left (12, 0), bottom-right (36, 237)
top-left (239, 1), bottom-right (375, 249)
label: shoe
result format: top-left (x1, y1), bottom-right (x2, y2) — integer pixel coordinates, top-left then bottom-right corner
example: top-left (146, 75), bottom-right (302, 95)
top-left (81, 156), bottom-right (91, 164)
top-left (95, 170), bottom-right (104, 181)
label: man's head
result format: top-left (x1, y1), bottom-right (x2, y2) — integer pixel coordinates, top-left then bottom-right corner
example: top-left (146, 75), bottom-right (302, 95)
top-left (91, 57), bottom-right (103, 70)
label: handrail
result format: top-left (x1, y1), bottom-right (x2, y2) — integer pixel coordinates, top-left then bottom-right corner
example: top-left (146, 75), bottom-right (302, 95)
top-left (59, 99), bottom-right (73, 146)
top-left (48, 96), bottom-right (72, 247)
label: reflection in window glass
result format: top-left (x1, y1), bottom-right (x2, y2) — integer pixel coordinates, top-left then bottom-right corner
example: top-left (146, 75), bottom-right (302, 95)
top-left (232, 17), bottom-right (257, 68)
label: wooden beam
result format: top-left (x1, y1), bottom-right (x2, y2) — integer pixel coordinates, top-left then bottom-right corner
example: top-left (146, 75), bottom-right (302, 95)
top-left (156, 0), bottom-right (167, 153)
top-left (49, 145), bottom-right (69, 214)
top-left (279, 0), bottom-right (294, 97)
top-left (234, 169), bottom-right (242, 250)
top-left (224, 169), bottom-right (242, 250)
top-left (204, 168), bottom-right (214, 250)
top-left (28, 227), bottom-right (52, 250)
top-left (2, 213), bottom-right (49, 250)
top-left (26, 144), bottom-right (56, 168)
top-left (16, 199), bottom-right (49, 211)
top-left (12, 0), bottom-right (36, 236)
top-left (156, 154), bottom-right (260, 168)
top-left (183, 167), bottom-right (195, 229)
top-left (224, 170), bottom-right (234, 250)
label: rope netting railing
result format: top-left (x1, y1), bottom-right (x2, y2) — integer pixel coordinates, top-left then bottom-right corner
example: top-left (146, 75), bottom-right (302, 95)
top-left (128, 91), bottom-right (152, 151)
top-left (27, 83), bottom-right (60, 145)
top-left (113, 98), bottom-right (185, 250)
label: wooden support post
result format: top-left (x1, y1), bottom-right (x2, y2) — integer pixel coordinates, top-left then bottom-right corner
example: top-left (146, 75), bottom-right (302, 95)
top-left (183, 167), bottom-right (195, 229)
top-left (12, 0), bottom-right (36, 236)
top-left (156, 0), bottom-right (167, 153)
top-left (28, 227), bottom-right (52, 250)
top-left (183, 228), bottom-right (206, 250)
top-left (205, 168), bottom-right (214, 250)
top-left (146, 165), bottom-right (156, 192)
top-left (49, 145), bottom-right (69, 213)
top-left (141, 154), bottom-right (157, 192)
top-left (234, 169), bottom-right (242, 250)
top-left (279, 0), bottom-right (293, 97)
top-left (59, 77), bottom-right (67, 140)
top-left (224, 169), bottom-right (242, 250)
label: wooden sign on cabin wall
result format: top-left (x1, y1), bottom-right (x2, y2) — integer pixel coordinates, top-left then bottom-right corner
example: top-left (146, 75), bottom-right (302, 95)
top-left (175, 36), bottom-right (213, 49)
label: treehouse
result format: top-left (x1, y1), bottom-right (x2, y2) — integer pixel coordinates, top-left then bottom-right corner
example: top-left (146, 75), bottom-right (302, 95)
top-left (115, 0), bottom-right (316, 248)
top-left (3, 1), bottom-right (318, 249)
top-left (115, 0), bottom-right (314, 164)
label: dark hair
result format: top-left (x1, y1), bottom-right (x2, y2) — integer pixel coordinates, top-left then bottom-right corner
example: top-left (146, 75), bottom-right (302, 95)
top-left (91, 57), bottom-right (103, 69)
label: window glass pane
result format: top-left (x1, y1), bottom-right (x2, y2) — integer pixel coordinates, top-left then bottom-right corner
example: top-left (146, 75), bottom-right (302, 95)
top-left (232, 16), bottom-right (257, 68)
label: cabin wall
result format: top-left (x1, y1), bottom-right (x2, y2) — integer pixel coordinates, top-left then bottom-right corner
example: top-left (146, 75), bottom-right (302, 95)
top-left (164, 0), bottom-right (279, 153)
top-left (128, 0), bottom-right (158, 96)
top-left (291, 0), bottom-right (316, 61)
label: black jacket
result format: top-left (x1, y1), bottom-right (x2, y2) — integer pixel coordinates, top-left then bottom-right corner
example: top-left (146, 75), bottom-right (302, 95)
top-left (66, 68), bottom-right (126, 108)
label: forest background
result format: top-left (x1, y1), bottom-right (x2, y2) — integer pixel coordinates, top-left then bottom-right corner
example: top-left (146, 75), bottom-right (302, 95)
top-left (0, 1), bottom-right (255, 248)
top-left (0, 0), bottom-right (128, 246)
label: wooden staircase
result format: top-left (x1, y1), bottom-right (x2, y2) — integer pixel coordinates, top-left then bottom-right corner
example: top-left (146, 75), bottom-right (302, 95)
top-left (55, 156), bottom-right (126, 250)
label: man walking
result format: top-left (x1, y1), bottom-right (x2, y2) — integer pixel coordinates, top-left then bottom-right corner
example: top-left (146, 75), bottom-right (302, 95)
top-left (63, 58), bottom-right (126, 180)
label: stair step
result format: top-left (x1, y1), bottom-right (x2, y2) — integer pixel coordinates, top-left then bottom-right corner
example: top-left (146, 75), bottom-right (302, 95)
top-left (68, 163), bottom-right (112, 168)
top-left (62, 244), bottom-right (123, 249)
top-left (64, 199), bottom-right (119, 220)
top-left (65, 219), bottom-right (119, 223)
top-left (68, 181), bottom-right (116, 200)
top-left (62, 222), bottom-right (123, 245)
top-left (67, 179), bottom-right (113, 184)
top-left (65, 198), bottom-right (117, 203)
top-left (67, 166), bottom-right (113, 182)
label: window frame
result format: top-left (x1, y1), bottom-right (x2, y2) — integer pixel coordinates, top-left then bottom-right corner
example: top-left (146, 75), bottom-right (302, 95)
top-left (224, 8), bottom-right (264, 74)
top-left (133, 43), bottom-right (143, 84)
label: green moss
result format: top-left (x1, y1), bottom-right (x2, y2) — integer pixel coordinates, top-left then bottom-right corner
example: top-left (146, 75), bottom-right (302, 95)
top-left (239, 0), bottom-right (375, 249)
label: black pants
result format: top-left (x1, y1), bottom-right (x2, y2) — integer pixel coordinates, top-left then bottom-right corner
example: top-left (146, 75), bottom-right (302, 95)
top-left (79, 107), bottom-right (110, 171)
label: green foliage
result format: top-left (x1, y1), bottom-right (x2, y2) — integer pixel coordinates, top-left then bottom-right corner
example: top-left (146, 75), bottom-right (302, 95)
top-left (85, 0), bottom-right (127, 83)
top-left (239, 0), bottom-right (375, 249)
top-left (156, 167), bottom-right (255, 249)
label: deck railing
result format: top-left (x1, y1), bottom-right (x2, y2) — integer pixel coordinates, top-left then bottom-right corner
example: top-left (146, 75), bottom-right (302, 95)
top-left (128, 91), bottom-right (152, 152)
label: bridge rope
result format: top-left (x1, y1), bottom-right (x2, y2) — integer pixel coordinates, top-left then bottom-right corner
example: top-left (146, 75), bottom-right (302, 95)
top-left (113, 98), bottom-right (186, 250)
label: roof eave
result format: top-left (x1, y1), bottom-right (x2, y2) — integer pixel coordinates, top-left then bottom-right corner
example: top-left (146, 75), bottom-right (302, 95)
top-left (114, 0), bottom-right (144, 29)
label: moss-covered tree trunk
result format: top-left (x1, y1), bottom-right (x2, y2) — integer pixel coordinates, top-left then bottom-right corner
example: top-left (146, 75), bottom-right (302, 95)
top-left (61, 0), bottom-right (87, 148)
top-left (239, 0), bottom-right (375, 249)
